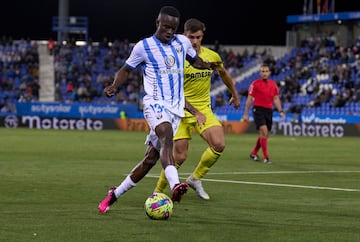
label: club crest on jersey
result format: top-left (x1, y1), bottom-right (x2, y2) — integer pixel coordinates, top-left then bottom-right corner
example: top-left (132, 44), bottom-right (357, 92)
top-left (164, 55), bottom-right (175, 67)
top-left (175, 46), bottom-right (182, 53)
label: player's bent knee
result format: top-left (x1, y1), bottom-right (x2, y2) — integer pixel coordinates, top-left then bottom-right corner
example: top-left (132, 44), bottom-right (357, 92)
top-left (212, 144), bottom-right (225, 153)
top-left (174, 153), bottom-right (187, 164)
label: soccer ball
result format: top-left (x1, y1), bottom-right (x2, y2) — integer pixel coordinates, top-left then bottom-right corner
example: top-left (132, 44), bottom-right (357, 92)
top-left (144, 192), bottom-right (173, 220)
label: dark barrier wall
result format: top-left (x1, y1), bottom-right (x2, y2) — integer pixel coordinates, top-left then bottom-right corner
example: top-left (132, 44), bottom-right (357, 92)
top-left (1, 116), bottom-right (359, 137)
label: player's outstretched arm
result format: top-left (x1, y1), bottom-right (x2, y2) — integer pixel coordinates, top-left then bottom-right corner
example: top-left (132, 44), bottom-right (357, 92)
top-left (189, 55), bottom-right (222, 70)
top-left (217, 66), bottom-right (240, 109)
top-left (104, 66), bottom-right (132, 97)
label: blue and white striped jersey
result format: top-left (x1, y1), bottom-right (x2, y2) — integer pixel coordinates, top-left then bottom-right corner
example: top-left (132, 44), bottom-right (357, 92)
top-left (125, 34), bottom-right (197, 117)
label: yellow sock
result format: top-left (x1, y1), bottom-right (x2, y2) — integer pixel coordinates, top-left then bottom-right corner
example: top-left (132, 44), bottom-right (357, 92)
top-left (154, 163), bottom-right (181, 193)
top-left (193, 147), bottom-right (221, 180)
top-left (154, 168), bottom-right (168, 193)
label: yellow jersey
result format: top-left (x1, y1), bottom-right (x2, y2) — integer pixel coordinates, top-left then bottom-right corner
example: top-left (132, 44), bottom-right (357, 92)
top-left (184, 46), bottom-right (223, 110)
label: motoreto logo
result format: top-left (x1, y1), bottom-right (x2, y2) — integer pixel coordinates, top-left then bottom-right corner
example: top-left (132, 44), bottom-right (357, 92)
top-left (277, 122), bottom-right (344, 137)
top-left (22, 116), bottom-right (103, 130)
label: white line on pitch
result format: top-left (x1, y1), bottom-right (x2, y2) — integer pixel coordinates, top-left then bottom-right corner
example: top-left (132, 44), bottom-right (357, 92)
top-left (184, 170), bottom-right (360, 175)
top-left (149, 170), bottom-right (360, 177)
top-left (198, 178), bottom-right (360, 192)
top-left (145, 173), bottom-right (360, 192)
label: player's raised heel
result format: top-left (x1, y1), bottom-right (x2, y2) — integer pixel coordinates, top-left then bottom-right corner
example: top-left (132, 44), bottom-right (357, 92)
top-left (249, 153), bottom-right (259, 161)
top-left (171, 183), bottom-right (188, 202)
top-left (186, 175), bottom-right (210, 200)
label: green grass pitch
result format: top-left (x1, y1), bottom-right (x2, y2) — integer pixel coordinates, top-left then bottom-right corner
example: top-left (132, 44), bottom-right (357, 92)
top-left (1, 128), bottom-right (359, 242)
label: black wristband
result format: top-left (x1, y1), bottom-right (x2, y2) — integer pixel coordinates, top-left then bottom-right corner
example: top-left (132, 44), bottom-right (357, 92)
top-left (279, 110), bottom-right (284, 113)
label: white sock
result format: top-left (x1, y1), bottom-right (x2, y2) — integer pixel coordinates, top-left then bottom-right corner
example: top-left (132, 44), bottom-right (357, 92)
top-left (114, 175), bottom-right (136, 198)
top-left (164, 165), bottom-right (180, 190)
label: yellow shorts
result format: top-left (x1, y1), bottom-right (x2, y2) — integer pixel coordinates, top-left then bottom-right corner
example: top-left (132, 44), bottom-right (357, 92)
top-left (174, 106), bottom-right (222, 140)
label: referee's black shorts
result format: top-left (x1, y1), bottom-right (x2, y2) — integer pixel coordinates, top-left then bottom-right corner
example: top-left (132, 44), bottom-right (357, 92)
top-left (252, 106), bottom-right (273, 131)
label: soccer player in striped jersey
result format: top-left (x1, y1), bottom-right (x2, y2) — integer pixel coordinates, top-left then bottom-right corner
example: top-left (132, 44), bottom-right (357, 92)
top-left (154, 18), bottom-right (240, 200)
top-left (98, 6), bottom-right (220, 213)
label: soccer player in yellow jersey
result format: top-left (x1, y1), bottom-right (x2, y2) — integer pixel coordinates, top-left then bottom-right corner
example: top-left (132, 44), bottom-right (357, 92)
top-left (154, 18), bottom-right (240, 200)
